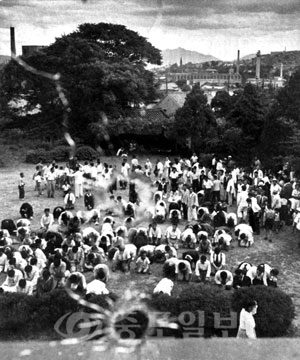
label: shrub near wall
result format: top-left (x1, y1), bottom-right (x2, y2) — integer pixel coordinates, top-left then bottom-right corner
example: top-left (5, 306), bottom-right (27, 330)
top-left (0, 286), bottom-right (295, 339)
top-left (75, 146), bottom-right (99, 161)
top-left (25, 145), bottom-right (99, 163)
top-left (0, 290), bottom-right (79, 338)
top-left (231, 286), bottom-right (295, 337)
top-left (149, 285), bottom-right (234, 338)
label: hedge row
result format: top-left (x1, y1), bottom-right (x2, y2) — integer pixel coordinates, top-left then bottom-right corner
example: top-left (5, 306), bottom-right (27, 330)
top-left (0, 285), bottom-right (295, 340)
top-left (25, 146), bottom-right (99, 163)
top-left (150, 285), bottom-right (295, 338)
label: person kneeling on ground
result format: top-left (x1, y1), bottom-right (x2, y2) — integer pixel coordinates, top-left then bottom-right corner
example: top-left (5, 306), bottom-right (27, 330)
top-left (86, 269), bottom-right (109, 297)
top-left (195, 255), bottom-right (211, 283)
top-left (214, 270), bottom-right (233, 290)
top-left (112, 244), bottom-right (136, 273)
top-left (135, 251), bottom-right (151, 274)
top-left (153, 277), bottom-right (174, 296)
top-left (65, 272), bottom-right (87, 294)
top-left (175, 260), bottom-right (192, 282)
top-left (253, 264), bottom-right (279, 287)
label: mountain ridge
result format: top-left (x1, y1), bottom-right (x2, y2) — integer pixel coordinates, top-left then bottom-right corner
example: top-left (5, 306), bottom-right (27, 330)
top-left (162, 47), bottom-right (219, 65)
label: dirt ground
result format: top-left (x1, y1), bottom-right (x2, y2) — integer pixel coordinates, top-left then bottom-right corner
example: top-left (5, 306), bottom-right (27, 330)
top-left (1, 156), bottom-right (300, 336)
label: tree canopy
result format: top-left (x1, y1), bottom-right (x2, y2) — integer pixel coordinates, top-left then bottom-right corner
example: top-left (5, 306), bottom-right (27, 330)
top-left (174, 84), bottom-right (217, 152)
top-left (0, 22), bottom-right (162, 142)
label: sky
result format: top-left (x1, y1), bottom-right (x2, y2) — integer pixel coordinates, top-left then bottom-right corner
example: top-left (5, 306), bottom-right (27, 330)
top-left (0, 0), bottom-right (300, 61)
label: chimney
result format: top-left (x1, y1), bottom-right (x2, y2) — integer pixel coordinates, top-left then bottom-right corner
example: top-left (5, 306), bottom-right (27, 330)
top-left (256, 50), bottom-right (261, 80)
top-left (10, 27), bottom-right (16, 58)
top-left (236, 50), bottom-right (240, 74)
top-left (280, 63), bottom-right (283, 78)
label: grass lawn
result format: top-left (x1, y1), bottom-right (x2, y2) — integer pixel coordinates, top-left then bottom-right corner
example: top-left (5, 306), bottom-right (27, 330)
top-left (1, 155), bottom-right (300, 337)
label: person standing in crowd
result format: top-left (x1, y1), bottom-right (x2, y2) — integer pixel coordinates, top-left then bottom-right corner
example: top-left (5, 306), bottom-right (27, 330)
top-left (46, 167), bottom-right (56, 198)
top-left (74, 167), bottom-right (84, 199)
top-left (33, 170), bottom-right (43, 197)
top-left (226, 174), bottom-right (235, 206)
top-left (237, 300), bottom-right (258, 339)
top-left (84, 189), bottom-right (95, 210)
top-left (18, 172), bottom-right (25, 200)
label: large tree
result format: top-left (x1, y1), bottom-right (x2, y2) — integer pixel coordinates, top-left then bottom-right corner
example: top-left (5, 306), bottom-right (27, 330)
top-left (0, 23), bottom-right (162, 141)
top-left (174, 84), bottom-right (216, 153)
top-left (222, 84), bottom-right (265, 163)
top-left (260, 68), bottom-right (300, 169)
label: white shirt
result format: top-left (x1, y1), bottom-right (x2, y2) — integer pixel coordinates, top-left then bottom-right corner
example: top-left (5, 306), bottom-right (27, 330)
top-left (175, 260), bottom-right (192, 275)
top-left (214, 270), bottom-right (233, 286)
top-left (86, 279), bottom-right (109, 295)
top-left (238, 309), bottom-right (256, 339)
top-left (64, 192), bottom-right (76, 205)
top-left (40, 213), bottom-right (54, 228)
top-left (195, 259), bottom-right (211, 278)
top-left (153, 278), bottom-right (174, 296)
top-left (165, 226), bottom-right (181, 240)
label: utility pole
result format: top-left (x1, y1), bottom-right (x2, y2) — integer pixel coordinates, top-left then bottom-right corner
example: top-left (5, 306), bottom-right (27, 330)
top-left (165, 69), bottom-right (168, 94)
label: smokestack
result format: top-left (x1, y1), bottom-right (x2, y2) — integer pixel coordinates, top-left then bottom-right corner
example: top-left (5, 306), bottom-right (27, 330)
top-left (256, 50), bottom-right (261, 80)
top-left (280, 63), bottom-right (283, 78)
top-left (236, 50), bottom-right (240, 74)
top-left (10, 27), bottom-right (16, 58)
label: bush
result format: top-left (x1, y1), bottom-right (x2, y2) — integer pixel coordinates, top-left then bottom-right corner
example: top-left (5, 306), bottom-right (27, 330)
top-left (31, 142), bottom-right (52, 151)
top-left (76, 146), bottom-right (98, 161)
top-left (177, 285), bottom-right (234, 337)
top-left (0, 286), bottom-right (295, 339)
top-left (25, 149), bottom-right (51, 163)
top-left (51, 145), bottom-right (71, 162)
top-left (232, 286), bottom-right (295, 337)
top-left (0, 290), bottom-right (79, 337)
top-left (25, 145), bottom-right (71, 163)
top-left (198, 153), bottom-right (214, 167)
top-left (148, 285), bottom-right (234, 338)
top-left (148, 285), bottom-right (295, 338)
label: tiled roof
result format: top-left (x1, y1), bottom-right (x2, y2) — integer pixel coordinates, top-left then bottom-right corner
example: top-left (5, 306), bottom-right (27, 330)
top-left (155, 93), bottom-right (187, 116)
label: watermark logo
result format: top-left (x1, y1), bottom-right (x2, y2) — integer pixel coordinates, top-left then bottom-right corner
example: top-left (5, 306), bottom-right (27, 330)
top-left (54, 310), bottom-right (238, 341)
top-left (54, 311), bottom-right (104, 341)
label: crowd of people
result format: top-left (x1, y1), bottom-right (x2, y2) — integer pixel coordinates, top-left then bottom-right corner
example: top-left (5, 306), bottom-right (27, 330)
top-left (1, 152), bottom-right (296, 306)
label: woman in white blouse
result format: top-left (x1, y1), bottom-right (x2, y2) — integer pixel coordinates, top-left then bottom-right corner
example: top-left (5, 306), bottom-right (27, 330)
top-left (237, 300), bottom-right (258, 339)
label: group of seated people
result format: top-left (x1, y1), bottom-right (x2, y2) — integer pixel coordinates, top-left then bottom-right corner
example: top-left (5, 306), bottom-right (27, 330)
top-left (0, 190), bottom-right (279, 299)
top-left (154, 261), bottom-right (279, 296)
top-left (2, 153), bottom-right (290, 299)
